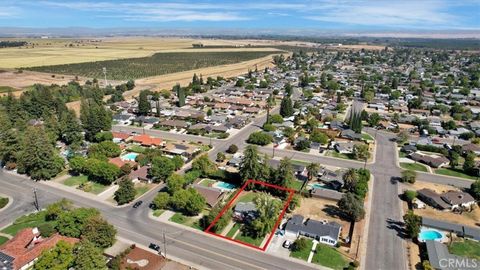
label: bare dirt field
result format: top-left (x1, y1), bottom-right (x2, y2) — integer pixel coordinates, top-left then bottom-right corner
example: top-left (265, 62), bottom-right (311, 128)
top-left (412, 181), bottom-right (461, 194)
top-left (0, 37), bottom-right (287, 69)
top-left (66, 52), bottom-right (286, 114)
top-left (414, 206), bottom-right (480, 228)
top-left (331, 44), bottom-right (386, 51)
top-left (293, 197), bottom-right (351, 239)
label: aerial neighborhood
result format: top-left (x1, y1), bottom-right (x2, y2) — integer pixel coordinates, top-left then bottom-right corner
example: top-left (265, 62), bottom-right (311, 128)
top-left (0, 4), bottom-right (480, 270)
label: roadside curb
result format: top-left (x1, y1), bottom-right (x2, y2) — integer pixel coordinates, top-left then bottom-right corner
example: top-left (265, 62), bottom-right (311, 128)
top-left (0, 193), bottom-right (13, 213)
top-left (359, 175), bottom-right (374, 270)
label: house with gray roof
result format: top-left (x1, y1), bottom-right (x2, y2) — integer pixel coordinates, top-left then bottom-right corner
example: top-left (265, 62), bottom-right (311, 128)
top-left (425, 240), bottom-right (475, 270)
top-left (233, 202), bottom-right (257, 222)
top-left (284, 215), bottom-right (342, 246)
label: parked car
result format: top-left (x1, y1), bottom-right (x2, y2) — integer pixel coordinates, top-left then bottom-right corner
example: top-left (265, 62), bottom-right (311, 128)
top-left (283, 240), bottom-right (291, 249)
top-left (133, 200), bottom-right (143, 208)
top-left (149, 243), bottom-right (161, 252)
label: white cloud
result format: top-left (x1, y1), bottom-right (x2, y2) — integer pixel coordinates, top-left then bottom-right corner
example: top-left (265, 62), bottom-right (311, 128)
top-left (304, 0), bottom-right (461, 28)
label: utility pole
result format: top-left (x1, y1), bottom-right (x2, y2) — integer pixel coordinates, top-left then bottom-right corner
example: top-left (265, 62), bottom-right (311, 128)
top-left (33, 188), bottom-right (39, 211)
top-left (272, 144), bottom-right (276, 158)
top-left (163, 229), bottom-right (167, 259)
top-left (355, 235), bottom-right (361, 261)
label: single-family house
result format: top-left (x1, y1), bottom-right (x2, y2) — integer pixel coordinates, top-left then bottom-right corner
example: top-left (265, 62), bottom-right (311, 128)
top-left (118, 245), bottom-right (166, 270)
top-left (157, 120), bottom-right (189, 130)
top-left (192, 184), bottom-right (225, 208)
top-left (417, 188), bottom-right (451, 210)
top-left (441, 191), bottom-right (476, 210)
top-left (131, 134), bottom-right (163, 147)
top-left (128, 166), bottom-right (151, 183)
top-left (0, 228), bottom-right (78, 270)
top-left (409, 153), bottom-right (449, 168)
top-left (461, 143), bottom-right (480, 156)
top-left (112, 132), bottom-right (131, 143)
top-left (340, 129), bottom-right (363, 141)
top-left (284, 215), bottom-right (342, 246)
top-left (233, 202), bottom-right (257, 222)
top-left (334, 142), bottom-right (355, 154)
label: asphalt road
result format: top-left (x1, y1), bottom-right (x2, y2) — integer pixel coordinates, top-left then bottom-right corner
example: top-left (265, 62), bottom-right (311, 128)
top-left (0, 171), bottom-right (319, 270)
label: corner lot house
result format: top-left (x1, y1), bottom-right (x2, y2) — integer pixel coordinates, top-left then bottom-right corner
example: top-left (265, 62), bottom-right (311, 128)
top-left (285, 215), bottom-right (342, 246)
top-left (417, 189), bottom-right (476, 211)
top-left (0, 228), bottom-right (78, 270)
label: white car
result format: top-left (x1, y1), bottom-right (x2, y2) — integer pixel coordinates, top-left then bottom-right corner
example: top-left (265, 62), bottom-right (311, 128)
top-left (283, 240), bottom-right (292, 249)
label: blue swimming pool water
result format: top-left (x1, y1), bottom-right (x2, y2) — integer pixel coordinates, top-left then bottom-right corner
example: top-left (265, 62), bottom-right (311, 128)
top-left (418, 230), bottom-right (443, 241)
top-left (215, 181), bottom-right (236, 190)
top-left (121, 152), bottom-right (139, 161)
top-left (311, 183), bottom-right (327, 189)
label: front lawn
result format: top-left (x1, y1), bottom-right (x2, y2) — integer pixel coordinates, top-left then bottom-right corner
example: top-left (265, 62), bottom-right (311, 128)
top-left (153, 209), bottom-right (164, 217)
top-left (226, 223), bottom-right (242, 238)
top-left (63, 175), bottom-right (88, 186)
top-left (398, 151), bottom-right (407, 158)
top-left (234, 231), bottom-right (264, 247)
top-left (361, 133), bottom-right (374, 141)
top-left (1, 211), bottom-right (55, 237)
top-left (290, 239), bottom-right (314, 261)
top-left (448, 239), bottom-right (480, 259)
top-left (326, 151), bottom-right (355, 160)
top-left (400, 162), bottom-right (428, 172)
top-left (435, 168), bottom-right (477, 180)
top-left (169, 212), bottom-right (202, 230)
top-left (134, 184), bottom-right (151, 198)
top-left (312, 244), bottom-right (349, 270)
top-left (0, 236), bottom-right (9, 245)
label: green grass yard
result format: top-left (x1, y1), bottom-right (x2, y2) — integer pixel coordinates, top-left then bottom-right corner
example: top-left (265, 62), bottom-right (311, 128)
top-left (169, 212), bottom-right (203, 230)
top-left (398, 151), bottom-right (407, 158)
top-left (326, 151), bottom-right (355, 160)
top-left (435, 168), bottom-right (478, 180)
top-left (312, 244), bottom-right (349, 270)
top-left (63, 175), bottom-right (88, 186)
top-left (234, 231), bottom-right (264, 247)
top-left (134, 184), bottom-right (151, 198)
top-left (199, 179), bottom-right (216, 187)
top-left (63, 175), bottom-right (109, 194)
top-left (400, 162), bottom-right (428, 172)
top-left (448, 239), bottom-right (480, 259)
top-left (153, 209), bottom-right (164, 217)
top-left (289, 180), bottom-right (304, 191)
top-left (1, 211), bottom-right (55, 237)
top-left (237, 192), bottom-right (256, 203)
top-left (361, 133), bottom-right (374, 141)
top-left (290, 239), bottom-right (314, 261)
top-left (0, 236), bottom-right (8, 245)
top-left (127, 145), bottom-right (146, 153)
top-left (226, 223), bottom-right (242, 238)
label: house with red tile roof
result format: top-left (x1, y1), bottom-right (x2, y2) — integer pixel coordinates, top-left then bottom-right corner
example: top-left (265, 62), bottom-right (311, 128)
top-left (112, 132), bottom-right (131, 143)
top-left (0, 228), bottom-right (78, 270)
top-left (131, 134), bottom-right (163, 147)
top-left (109, 157), bottom-right (137, 169)
top-left (120, 245), bottom-right (165, 270)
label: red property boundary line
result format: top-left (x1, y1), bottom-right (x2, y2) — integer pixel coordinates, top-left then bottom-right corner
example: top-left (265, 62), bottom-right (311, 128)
top-left (204, 179), bottom-right (295, 251)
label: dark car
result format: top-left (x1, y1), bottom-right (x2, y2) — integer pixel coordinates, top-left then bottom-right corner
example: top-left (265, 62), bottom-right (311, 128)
top-left (133, 200), bottom-right (143, 208)
top-left (149, 243), bottom-right (160, 252)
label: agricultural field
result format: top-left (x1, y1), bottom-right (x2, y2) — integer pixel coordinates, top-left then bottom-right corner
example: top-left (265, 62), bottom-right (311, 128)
top-left (26, 51), bottom-right (282, 80)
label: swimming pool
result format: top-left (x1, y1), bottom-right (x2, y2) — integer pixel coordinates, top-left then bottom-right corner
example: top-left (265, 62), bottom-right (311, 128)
top-left (214, 181), bottom-right (236, 191)
top-left (121, 152), bottom-right (139, 161)
top-left (310, 183), bottom-right (327, 189)
top-left (418, 228), bottom-right (444, 242)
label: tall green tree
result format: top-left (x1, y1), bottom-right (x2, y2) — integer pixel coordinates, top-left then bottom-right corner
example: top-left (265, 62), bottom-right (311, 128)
top-left (166, 173), bottom-right (185, 194)
top-left (59, 109), bottom-right (83, 147)
top-left (82, 215), bottom-right (117, 249)
top-left (34, 240), bottom-right (75, 270)
top-left (80, 99), bottom-right (112, 141)
top-left (150, 156), bottom-right (175, 182)
top-left (114, 177), bottom-right (136, 205)
top-left (403, 210), bottom-right (421, 239)
top-left (271, 157), bottom-right (295, 188)
top-left (245, 193), bottom-right (282, 238)
top-left (343, 168), bottom-right (358, 192)
top-left (174, 84), bottom-right (185, 107)
top-left (303, 162), bottom-right (320, 190)
top-left (338, 192), bottom-right (365, 222)
top-left (56, 207), bottom-right (100, 238)
top-left (401, 170), bottom-right (417, 184)
top-left (17, 126), bottom-right (64, 180)
top-left (463, 152), bottom-right (476, 175)
top-left (280, 95), bottom-right (294, 117)
top-left (73, 240), bottom-right (107, 270)
top-left (239, 145), bottom-right (262, 184)
top-left (191, 154), bottom-right (216, 177)
top-left (470, 180), bottom-right (480, 200)
top-left (138, 90), bottom-right (151, 115)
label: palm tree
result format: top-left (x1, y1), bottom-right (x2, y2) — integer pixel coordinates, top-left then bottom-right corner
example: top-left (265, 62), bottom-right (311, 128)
top-left (302, 163), bottom-right (320, 191)
top-left (343, 168), bottom-right (358, 192)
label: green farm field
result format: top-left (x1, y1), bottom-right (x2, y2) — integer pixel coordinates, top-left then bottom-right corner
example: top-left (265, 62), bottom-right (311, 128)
top-left (26, 51), bottom-right (281, 80)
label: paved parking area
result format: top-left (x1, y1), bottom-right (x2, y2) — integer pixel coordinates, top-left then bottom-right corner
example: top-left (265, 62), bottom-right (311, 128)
top-left (266, 232), bottom-right (295, 257)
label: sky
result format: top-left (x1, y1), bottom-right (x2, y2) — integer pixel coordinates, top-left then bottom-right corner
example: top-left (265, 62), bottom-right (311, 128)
top-left (0, 0), bottom-right (479, 32)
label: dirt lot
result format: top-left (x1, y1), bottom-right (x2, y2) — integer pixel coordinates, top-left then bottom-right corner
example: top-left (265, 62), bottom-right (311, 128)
top-left (412, 181), bottom-right (462, 193)
top-left (414, 206), bottom-right (480, 228)
top-left (331, 44), bottom-right (386, 51)
top-left (292, 197), bottom-right (351, 239)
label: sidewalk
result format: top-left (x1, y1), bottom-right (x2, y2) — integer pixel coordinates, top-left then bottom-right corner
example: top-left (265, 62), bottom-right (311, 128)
top-left (307, 240), bottom-right (318, 263)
